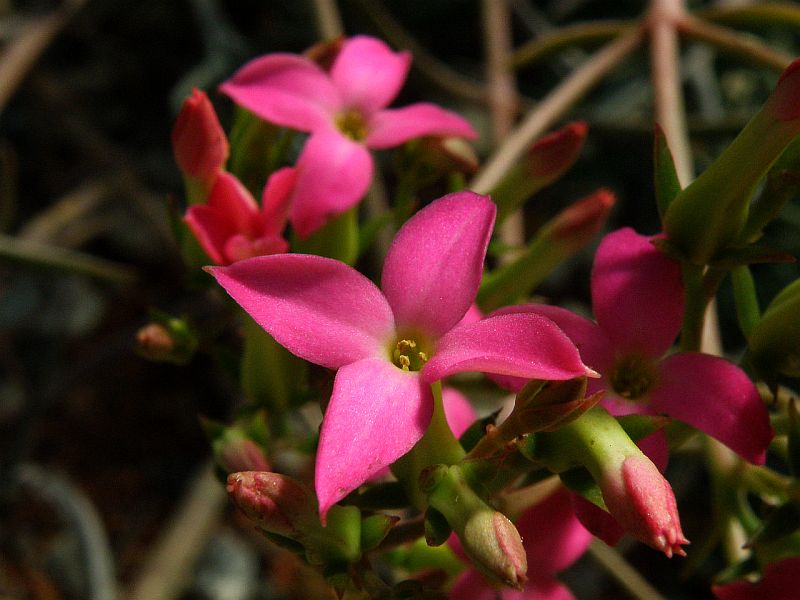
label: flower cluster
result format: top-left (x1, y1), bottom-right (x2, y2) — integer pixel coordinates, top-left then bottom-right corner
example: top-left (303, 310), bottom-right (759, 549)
top-left (166, 33), bottom-right (796, 600)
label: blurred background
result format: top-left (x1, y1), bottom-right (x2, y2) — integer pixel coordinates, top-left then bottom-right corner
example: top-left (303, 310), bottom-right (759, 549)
top-left (1, 1), bottom-right (799, 598)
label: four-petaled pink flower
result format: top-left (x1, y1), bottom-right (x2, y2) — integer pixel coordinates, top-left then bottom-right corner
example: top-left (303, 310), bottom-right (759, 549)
top-left (208, 191), bottom-right (592, 519)
top-left (451, 488), bottom-right (592, 600)
top-left (220, 35), bottom-right (477, 237)
top-left (497, 227), bottom-right (773, 465)
top-left (185, 168), bottom-right (295, 265)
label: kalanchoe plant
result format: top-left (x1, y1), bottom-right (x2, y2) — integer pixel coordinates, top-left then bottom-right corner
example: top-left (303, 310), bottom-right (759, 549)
top-left (160, 13), bottom-right (800, 598)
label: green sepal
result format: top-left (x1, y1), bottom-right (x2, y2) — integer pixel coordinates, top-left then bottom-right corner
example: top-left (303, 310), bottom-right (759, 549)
top-left (747, 501), bottom-right (800, 547)
top-left (458, 411), bottom-right (500, 453)
top-left (292, 206), bottom-right (359, 265)
top-left (260, 530), bottom-right (306, 555)
top-left (424, 506), bottom-right (452, 547)
top-left (712, 555), bottom-right (760, 586)
top-left (731, 266), bottom-right (761, 338)
top-left (308, 504), bottom-right (362, 565)
top-left (360, 514), bottom-right (399, 552)
top-left (616, 413), bottom-right (671, 441)
top-left (384, 538), bottom-right (464, 576)
top-left (747, 277), bottom-right (800, 377)
top-left (559, 467), bottom-right (606, 510)
top-left (740, 135), bottom-right (800, 243)
top-left (653, 124), bottom-right (682, 219)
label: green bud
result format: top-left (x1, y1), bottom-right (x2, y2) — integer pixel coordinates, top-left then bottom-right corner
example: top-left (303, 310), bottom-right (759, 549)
top-left (663, 59), bottom-right (800, 264)
top-left (424, 465), bottom-right (527, 589)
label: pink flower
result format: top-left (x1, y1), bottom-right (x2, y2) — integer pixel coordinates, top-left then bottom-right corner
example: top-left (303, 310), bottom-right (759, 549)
top-left (497, 227), bottom-right (773, 465)
top-left (172, 88), bottom-right (229, 187)
top-left (220, 36), bottom-right (477, 237)
top-left (713, 557), bottom-right (800, 600)
top-left (185, 168), bottom-right (294, 265)
top-left (208, 191), bottom-right (591, 519)
top-left (451, 488), bottom-right (592, 599)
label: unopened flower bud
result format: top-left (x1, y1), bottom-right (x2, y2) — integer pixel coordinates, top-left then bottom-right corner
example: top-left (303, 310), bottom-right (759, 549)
top-left (135, 323), bottom-right (174, 360)
top-left (134, 316), bottom-right (198, 365)
top-left (490, 121), bottom-right (588, 224)
top-left (418, 136), bottom-right (480, 175)
top-left (218, 438), bottom-right (270, 474)
top-left (527, 121), bottom-right (588, 183)
top-left (424, 464), bottom-right (527, 589)
top-left (172, 89), bottom-right (229, 191)
top-left (227, 471), bottom-right (314, 538)
top-left (546, 189), bottom-right (616, 253)
top-left (601, 455), bottom-right (688, 557)
top-left (533, 406), bottom-right (688, 557)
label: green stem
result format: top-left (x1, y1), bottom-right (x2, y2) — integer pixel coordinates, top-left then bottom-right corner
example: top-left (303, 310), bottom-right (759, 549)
top-left (680, 263), bottom-right (707, 352)
top-left (391, 382), bottom-right (465, 510)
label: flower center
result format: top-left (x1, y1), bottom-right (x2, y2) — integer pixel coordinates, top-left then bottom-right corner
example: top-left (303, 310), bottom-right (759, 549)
top-left (391, 338), bottom-right (430, 372)
top-left (335, 109), bottom-right (368, 141)
top-left (609, 354), bottom-right (657, 401)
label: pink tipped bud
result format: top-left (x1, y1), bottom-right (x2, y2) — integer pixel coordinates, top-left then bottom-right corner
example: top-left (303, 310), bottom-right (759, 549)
top-left (601, 456), bottom-right (689, 557)
top-left (135, 323), bottom-right (175, 360)
top-left (462, 511), bottom-right (528, 590)
top-left (528, 121), bottom-right (588, 182)
top-left (172, 88), bottom-right (229, 182)
top-left (770, 59), bottom-right (800, 122)
top-left (219, 438), bottom-right (270, 474)
top-left (227, 471), bottom-right (314, 538)
top-left (549, 189), bottom-right (616, 251)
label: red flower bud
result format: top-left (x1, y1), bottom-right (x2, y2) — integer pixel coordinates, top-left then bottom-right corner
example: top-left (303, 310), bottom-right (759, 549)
top-left (528, 121), bottom-right (588, 182)
top-left (172, 88), bottom-right (229, 183)
top-left (227, 471), bottom-right (314, 538)
top-left (601, 455), bottom-right (689, 557)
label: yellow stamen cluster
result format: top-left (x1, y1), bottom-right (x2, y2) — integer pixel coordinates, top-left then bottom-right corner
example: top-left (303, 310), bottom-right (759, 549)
top-left (393, 339), bottom-right (429, 371)
top-left (609, 354), bottom-right (657, 401)
top-left (335, 109), bottom-right (368, 142)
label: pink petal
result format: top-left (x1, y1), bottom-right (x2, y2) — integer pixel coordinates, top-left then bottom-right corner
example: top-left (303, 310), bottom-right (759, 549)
top-left (185, 204), bottom-right (230, 265)
top-left (442, 387), bottom-right (478, 438)
top-left (220, 54), bottom-right (339, 132)
top-left (315, 358), bottom-right (432, 519)
top-left (591, 228), bottom-right (684, 358)
top-left (713, 557), bottom-right (800, 600)
top-left (289, 131), bottom-right (373, 238)
top-left (366, 104), bottom-right (478, 149)
top-left (207, 254), bottom-right (394, 369)
top-left (422, 313), bottom-right (591, 384)
top-left (570, 492), bottom-right (625, 547)
top-left (651, 353), bottom-right (773, 464)
top-left (517, 489), bottom-right (592, 573)
top-left (223, 234), bottom-right (288, 263)
top-left (330, 36), bottom-right (410, 113)
top-left (451, 570), bottom-right (575, 600)
top-left (184, 172), bottom-right (261, 265)
top-left (495, 304), bottom-right (613, 373)
top-left (381, 191), bottom-right (495, 338)
top-left (261, 166), bottom-right (297, 234)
